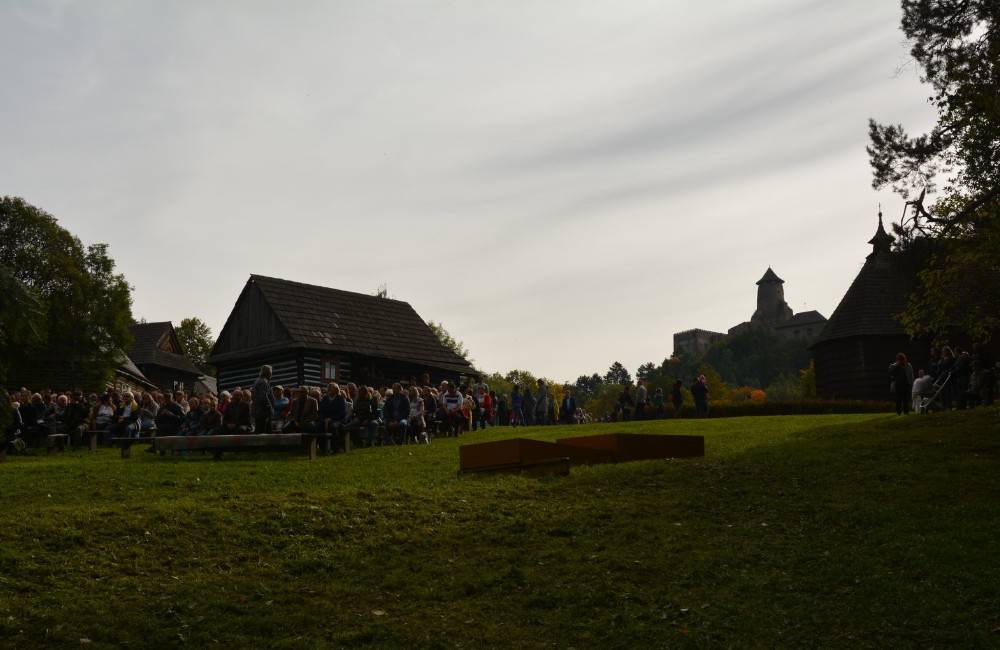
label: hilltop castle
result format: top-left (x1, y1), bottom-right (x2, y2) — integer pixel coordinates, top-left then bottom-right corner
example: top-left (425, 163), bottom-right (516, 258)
top-left (672, 268), bottom-right (827, 357)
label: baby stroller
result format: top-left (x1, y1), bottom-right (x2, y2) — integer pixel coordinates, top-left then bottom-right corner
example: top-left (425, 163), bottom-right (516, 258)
top-left (918, 372), bottom-right (951, 414)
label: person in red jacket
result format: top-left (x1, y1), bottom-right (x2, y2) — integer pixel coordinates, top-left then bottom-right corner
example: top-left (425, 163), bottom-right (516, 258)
top-left (474, 387), bottom-right (492, 431)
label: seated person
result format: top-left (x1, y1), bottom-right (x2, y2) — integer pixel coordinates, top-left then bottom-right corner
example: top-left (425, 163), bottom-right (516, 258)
top-left (180, 397), bottom-right (203, 435)
top-left (127, 393), bottom-right (158, 438)
top-left (272, 386), bottom-right (290, 430)
top-left (383, 383), bottom-right (410, 445)
top-left (222, 390), bottom-right (252, 434)
top-left (345, 386), bottom-right (378, 447)
top-left (199, 398), bottom-right (222, 435)
top-left (19, 394), bottom-right (48, 446)
top-left (110, 392), bottom-right (139, 438)
top-left (318, 383), bottom-right (348, 453)
top-left (155, 392), bottom-right (185, 436)
top-left (284, 387), bottom-right (318, 433)
top-left (92, 393), bottom-right (118, 441)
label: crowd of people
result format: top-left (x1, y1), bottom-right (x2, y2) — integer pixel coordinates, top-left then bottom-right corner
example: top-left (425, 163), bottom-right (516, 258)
top-left (5, 345), bottom-right (996, 453)
top-left (1, 369), bottom-right (597, 454)
top-left (609, 376), bottom-right (711, 420)
top-left (890, 344), bottom-right (997, 415)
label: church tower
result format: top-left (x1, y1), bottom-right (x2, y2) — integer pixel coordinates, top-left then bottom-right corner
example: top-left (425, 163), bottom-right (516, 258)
top-left (751, 267), bottom-right (793, 326)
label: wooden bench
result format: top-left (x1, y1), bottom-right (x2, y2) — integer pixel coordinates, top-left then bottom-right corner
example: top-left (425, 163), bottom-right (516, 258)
top-left (46, 433), bottom-right (69, 454)
top-left (153, 433), bottom-right (306, 459)
top-left (300, 432), bottom-right (354, 460)
top-left (83, 429), bottom-right (106, 452)
top-left (110, 436), bottom-right (157, 459)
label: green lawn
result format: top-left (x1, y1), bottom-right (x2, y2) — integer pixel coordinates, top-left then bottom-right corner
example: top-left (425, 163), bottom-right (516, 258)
top-left (1, 411), bottom-right (998, 648)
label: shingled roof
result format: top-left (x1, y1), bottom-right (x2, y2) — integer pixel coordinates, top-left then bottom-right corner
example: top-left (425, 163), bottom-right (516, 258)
top-left (756, 267), bottom-right (784, 285)
top-left (213, 275), bottom-right (473, 373)
top-left (774, 310), bottom-right (827, 330)
top-left (128, 322), bottom-right (203, 376)
top-left (812, 252), bottom-right (918, 344)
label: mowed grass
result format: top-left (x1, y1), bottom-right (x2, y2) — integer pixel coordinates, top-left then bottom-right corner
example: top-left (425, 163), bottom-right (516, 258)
top-left (1, 411), bottom-right (999, 648)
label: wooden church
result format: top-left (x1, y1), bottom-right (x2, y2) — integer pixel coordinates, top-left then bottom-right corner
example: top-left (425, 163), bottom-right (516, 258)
top-left (209, 275), bottom-right (473, 392)
top-left (811, 214), bottom-right (929, 400)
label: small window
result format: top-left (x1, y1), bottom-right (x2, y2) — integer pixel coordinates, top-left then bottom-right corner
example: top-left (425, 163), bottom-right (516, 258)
top-left (322, 359), bottom-right (338, 381)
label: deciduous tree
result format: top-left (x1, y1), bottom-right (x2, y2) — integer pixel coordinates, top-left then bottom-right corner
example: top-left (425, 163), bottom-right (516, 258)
top-left (176, 317), bottom-right (216, 374)
top-left (0, 196), bottom-right (133, 389)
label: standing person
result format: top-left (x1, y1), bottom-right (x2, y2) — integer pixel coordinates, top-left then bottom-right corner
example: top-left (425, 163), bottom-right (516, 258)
top-left (522, 388), bottom-right (536, 426)
top-left (938, 347), bottom-right (956, 408)
top-left (953, 350), bottom-right (972, 409)
top-left (408, 387), bottom-right (427, 443)
top-left (617, 385), bottom-right (634, 421)
top-left (510, 385), bottom-right (524, 427)
top-left (473, 387), bottom-right (492, 431)
top-left (691, 375), bottom-right (709, 417)
top-left (535, 379), bottom-right (549, 426)
top-left (559, 388), bottom-right (577, 424)
top-left (671, 380), bottom-right (684, 417)
top-left (651, 388), bottom-right (666, 418)
top-left (252, 365), bottom-right (276, 433)
top-left (889, 353), bottom-right (915, 415)
top-left (635, 379), bottom-right (648, 420)
top-left (441, 383), bottom-right (465, 436)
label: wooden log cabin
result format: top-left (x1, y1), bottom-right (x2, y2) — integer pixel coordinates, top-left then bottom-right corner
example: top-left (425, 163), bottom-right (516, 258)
top-left (209, 275), bottom-right (473, 392)
top-left (811, 214), bottom-right (929, 400)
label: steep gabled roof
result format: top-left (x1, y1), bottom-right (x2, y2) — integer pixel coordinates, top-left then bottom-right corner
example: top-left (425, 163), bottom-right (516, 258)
top-left (213, 275), bottom-right (473, 373)
top-left (756, 267), bottom-right (784, 285)
top-left (813, 253), bottom-right (916, 344)
top-left (128, 322), bottom-right (203, 376)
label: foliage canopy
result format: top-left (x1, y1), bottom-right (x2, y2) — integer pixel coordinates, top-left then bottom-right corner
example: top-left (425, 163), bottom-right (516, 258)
top-left (0, 196), bottom-right (133, 390)
top-left (868, 1), bottom-right (999, 341)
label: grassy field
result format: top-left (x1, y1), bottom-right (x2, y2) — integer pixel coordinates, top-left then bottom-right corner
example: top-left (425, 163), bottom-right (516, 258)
top-left (1, 410), bottom-right (998, 648)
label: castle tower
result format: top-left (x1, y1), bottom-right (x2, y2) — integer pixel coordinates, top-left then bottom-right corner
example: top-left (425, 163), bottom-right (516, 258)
top-left (751, 267), bottom-right (793, 327)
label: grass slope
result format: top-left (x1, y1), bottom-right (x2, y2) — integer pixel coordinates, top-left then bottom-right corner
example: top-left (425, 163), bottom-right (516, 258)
top-left (1, 411), bottom-right (998, 648)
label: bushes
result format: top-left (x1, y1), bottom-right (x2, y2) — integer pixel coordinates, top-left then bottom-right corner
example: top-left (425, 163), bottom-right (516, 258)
top-left (626, 399), bottom-right (894, 420)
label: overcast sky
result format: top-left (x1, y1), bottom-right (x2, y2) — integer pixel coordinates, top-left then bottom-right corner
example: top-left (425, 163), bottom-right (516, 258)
top-left (1, 1), bottom-right (935, 381)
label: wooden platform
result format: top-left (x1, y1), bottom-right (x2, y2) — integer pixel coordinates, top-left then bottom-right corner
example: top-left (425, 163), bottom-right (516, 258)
top-left (459, 433), bottom-right (704, 475)
top-left (556, 433), bottom-right (704, 461)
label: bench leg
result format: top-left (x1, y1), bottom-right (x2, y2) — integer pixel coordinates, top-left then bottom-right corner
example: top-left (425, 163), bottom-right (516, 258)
top-left (121, 445), bottom-right (131, 459)
top-left (308, 438), bottom-right (318, 461)
top-left (89, 434), bottom-right (98, 452)
top-left (344, 432), bottom-right (351, 453)
top-left (213, 450), bottom-right (223, 460)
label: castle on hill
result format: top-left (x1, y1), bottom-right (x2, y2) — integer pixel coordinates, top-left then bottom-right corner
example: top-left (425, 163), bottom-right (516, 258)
top-left (672, 268), bottom-right (827, 357)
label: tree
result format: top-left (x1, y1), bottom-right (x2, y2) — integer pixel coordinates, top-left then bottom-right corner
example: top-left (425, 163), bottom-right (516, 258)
top-left (427, 320), bottom-right (471, 362)
top-left (636, 362), bottom-right (657, 381)
top-left (604, 361), bottom-right (632, 386)
top-left (176, 317), bottom-right (216, 374)
top-left (0, 266), bottom-right (43, 431)
top-left (868, 1), bottom-right (999, 341)
top-left (573, 373), bottom-right (604, 404)
top-left (0, 196), bottom-right (134, 389)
